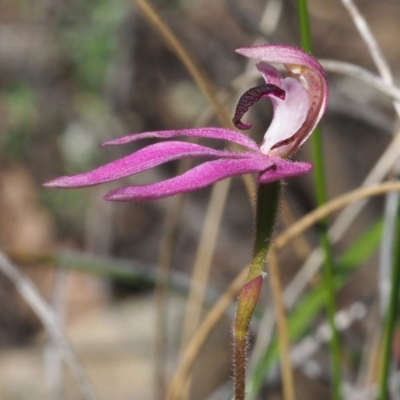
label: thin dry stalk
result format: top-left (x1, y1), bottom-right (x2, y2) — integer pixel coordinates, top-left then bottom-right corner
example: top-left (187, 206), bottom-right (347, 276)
top-left (165, 267), bottom-right (249, 400)
top-left (154, 191), bottom-right (186, 398)
top-left (234, 58), bottom-right (400, 107)
top-left (273, 181), bottom-right (400, 251)
top-left (267, 250), bottom-right (296, 400)
top-left (132, 0), bottom-right (233, 129)
top-left (181, 179), bottom-right (231, 347)
top-left (291, 301), bottom-right (368, 369)
top-left (45, 269), bottom-right (69, 400)
top-left (330, 129), bottom-right (400, 242)
top-left (340, 0), bottom-right (393, 87)
top-left (179, 179), bottom-right (231, 398)
top-left (281, 199), bottom-right (310, 261)
top-left (320, 60), bottom-right (400, 103)
top-left (355, 309), bottom-right (382, 389)
top-left (365, 332), bottom-right (383, 386)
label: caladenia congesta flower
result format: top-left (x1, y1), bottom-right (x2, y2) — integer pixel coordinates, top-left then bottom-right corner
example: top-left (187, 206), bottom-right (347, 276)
top-left (44, 44), bottom-right (328, 399)
top-left (230, 45), bottom-right (327, 400)
top-left (44, 44), bottom-right (328, 202)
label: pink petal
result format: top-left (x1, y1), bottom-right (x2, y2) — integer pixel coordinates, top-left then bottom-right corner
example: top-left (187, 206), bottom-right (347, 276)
top-left (258, 157), bottom-right (313, 184)
top-left (104, 156), bottom-right (275, 202)
top-left (43, 141), bottom-right (255, 188)
top-left (101, 127), bottom-right (259, 151)
top-left (258, 76), bottom-right (309, 156)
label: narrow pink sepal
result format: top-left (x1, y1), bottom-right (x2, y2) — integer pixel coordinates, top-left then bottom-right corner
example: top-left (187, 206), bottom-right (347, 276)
top-left (43, 142), bottom-right (256, 188)
top-left (258, 158), bottom-right (313, 184)
top-left (104, 156), bottom-right (274, 202)
top-left (101, 127), bottom-right (259, 151)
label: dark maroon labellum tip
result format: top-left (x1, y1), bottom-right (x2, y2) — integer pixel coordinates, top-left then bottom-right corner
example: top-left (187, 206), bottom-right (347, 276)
top-left (232, 83), bottom-right (285, 130)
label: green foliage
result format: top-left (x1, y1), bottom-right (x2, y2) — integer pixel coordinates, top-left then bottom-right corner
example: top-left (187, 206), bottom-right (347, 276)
top-left (58, 0), bottom-right (126, 91)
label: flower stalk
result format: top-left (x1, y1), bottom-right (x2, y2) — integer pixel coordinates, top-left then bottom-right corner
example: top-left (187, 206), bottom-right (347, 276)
top-left (233, 181), bottom-right (280, 400)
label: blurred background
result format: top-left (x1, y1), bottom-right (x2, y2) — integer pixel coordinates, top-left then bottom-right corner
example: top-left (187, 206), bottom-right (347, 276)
top-left (0, 0), bottom-right (400, 399)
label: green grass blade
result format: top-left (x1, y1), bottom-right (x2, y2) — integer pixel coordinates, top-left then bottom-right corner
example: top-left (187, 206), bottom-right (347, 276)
top-left (379, 210), bottom-right (400, 400)
top-left (296, 0), bottom-right (342, 397)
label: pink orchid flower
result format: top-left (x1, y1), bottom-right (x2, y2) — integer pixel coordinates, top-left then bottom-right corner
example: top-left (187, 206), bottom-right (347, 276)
top-left (44, 44), bottom-right (328, 202)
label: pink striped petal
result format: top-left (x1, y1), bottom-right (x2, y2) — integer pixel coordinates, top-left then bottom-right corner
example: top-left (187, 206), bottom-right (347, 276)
top-left (101, 127), bottom-right (259, 151)
top-left (258, 158), bottom-right (312, 184)
top-left (43, 141), bottom-right (255, 188)
top-left (104, 156), bottom-right (274, 202)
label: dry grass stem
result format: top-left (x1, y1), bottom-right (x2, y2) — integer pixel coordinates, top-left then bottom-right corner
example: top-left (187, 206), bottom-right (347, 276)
top-left (320, 60), bottom-right (400, 103)
top-left (46, 269), bottom-right (69, 400)
top-left (330, 130), bottom-right (400, 241)
top-left (366, 332), bottom-right (382, 386)
top-left (273, 181), bottom-right (400, 251)
top-left (179, 179), bottom-right (231, 397)
top-left (132, 0), bottom-right (233, 128)
top-left (165, 267), bottom-right (249, 400)
top-left (282, 199), bottom-right (311, 261)
top-left (267, 250), bottom-right (297, 400)
top-left (237, 59), bottom-right (400, 105)
top-left (341, 0), bottom-right (393, 86)
top-left (355, 308), bottom-right (382, 389)
top-left (155, 192), bottom-right (187, 398)
top-left (291, 301), bottom-right (368, 369)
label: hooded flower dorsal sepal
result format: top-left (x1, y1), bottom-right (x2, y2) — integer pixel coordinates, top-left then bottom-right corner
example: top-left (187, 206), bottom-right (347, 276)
top-left (44, 44), bottom-right (328, 202)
